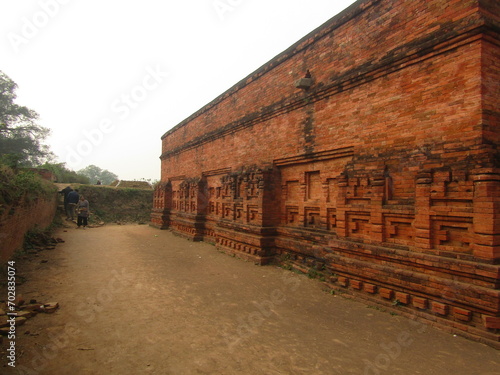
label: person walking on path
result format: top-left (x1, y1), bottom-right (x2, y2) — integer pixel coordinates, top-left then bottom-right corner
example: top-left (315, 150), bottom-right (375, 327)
top-left (66, 189), bottom-right (79, 221)
top-left (76, 195), bottom-right (90, 229)
top-left (59, 186), bottom-right (73, 217)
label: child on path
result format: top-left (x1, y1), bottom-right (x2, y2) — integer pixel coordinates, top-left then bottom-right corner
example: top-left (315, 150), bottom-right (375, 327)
top-left (76, 195), bottom-right (90, 229)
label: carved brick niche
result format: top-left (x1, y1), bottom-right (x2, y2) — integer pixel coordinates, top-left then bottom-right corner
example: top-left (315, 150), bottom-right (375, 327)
top-left (414, 167), bottom-right (500, 264)
top-left (274, 147), bottom-right (354, 257)
top-left (383, 214), bottom-right (414, 246)
top-left (471, 168), bottom-right (500, 263)
top-left (168, 177), bottom-right (208, 241)
top-left (202, 168), bottom-right (230, 241)
top-left (332, 167), bottom-right (417, 246)
top-left (151, 181), bottom-right (172, 229)
top-left (208, 166), bottom-right (279, 265)
top-left (414, 168), bottom-right (486, 261)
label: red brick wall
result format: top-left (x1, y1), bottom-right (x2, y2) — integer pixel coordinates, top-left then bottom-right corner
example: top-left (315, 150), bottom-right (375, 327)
top-left (153, 0), bottom-right (500, 347)
top-left (0, 194), bottom-right (58, 263)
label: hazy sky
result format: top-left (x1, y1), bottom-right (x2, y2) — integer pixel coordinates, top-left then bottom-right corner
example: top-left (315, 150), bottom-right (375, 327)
top-left (1, 0), bottom-right (357, 181)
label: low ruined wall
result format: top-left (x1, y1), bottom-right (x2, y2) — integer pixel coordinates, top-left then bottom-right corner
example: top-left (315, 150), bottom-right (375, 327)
top-left (0, 194), bottom-right (58, 263)
top-left (77, 185), bottom-right (153, 223)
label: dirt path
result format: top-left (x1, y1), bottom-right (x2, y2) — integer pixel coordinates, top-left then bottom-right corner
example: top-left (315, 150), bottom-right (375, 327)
top-left (2, 224), bottom-right (499, 375)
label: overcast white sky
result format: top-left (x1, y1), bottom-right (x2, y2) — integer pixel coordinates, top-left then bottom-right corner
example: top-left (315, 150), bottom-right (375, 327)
top-left (0, 0), bottom-right (357, 181)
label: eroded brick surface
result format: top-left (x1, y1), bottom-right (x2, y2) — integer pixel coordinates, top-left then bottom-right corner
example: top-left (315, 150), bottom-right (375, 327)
top-left (0, 195), bottom-right (58, 262)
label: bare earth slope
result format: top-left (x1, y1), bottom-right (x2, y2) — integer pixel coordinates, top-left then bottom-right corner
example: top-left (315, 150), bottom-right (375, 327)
top-left (2, 224), bottom-right (499, 375)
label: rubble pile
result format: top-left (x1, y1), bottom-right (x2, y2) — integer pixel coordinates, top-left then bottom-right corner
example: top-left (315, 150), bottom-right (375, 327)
top-left (23, 232), bottom-right (64, 255)
top-left (0, 298), bottom-right (60, 336)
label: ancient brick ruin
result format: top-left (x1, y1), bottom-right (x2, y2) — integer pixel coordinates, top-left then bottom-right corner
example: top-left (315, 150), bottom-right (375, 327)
top-left (152, 0), bottom-right (500, 347)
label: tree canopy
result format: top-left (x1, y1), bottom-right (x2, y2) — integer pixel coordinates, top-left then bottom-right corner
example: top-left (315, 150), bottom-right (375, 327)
top-left (0, 70), bottom-right (53, 167)
top-left (78, 164), bottom-right (118, 185)
top-left (0, 71), bottom-right (120, 187)
top-left (39, 162), bottom-right (90, 184)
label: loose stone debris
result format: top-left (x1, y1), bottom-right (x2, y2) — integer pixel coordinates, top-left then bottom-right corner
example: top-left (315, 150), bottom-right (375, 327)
top-left (0, 299), bottom-right (60, 336)
top-left (0, 233), bottom-right (64, 348)
top-left (23, 232), bottom-right (65, 256)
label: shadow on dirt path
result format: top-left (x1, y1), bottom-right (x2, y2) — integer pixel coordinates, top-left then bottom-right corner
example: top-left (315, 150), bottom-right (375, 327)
top-left (2, 224), bottom-right (499, 375)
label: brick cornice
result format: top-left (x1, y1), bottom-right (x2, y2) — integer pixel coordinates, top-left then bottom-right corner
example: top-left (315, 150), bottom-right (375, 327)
top-left (160, 21), bottom-right (488, 161)
top-left (161, 0), bottom-right (381, 140)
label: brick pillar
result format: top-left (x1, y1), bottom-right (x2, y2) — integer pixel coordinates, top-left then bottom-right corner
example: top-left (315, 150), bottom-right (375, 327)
top-left (151, 181), bottom-right (172, 229)
top-left (190, 178), bottom-right (208, 241)
top-left (472, 168), bottom-right (500, 263)
top-left (214, 167), bottom-right (278, 264)
top-left (196, 178), bottom-right (209, 216)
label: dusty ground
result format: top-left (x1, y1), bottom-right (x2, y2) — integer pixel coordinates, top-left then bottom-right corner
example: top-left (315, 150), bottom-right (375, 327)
top-left (1, 223), bottom-right (499, 375)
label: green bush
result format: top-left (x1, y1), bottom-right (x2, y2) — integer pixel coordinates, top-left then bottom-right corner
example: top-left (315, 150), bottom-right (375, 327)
top-left (39, 162), bottom-right (90, 184)
top-left (0, 165), bottom-right (56, 206)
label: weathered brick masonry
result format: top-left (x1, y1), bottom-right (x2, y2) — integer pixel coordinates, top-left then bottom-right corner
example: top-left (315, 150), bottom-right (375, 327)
top-left (0, 194), bottom-right (58, 263)
top-left (152, 0), bottom-right (500, 347)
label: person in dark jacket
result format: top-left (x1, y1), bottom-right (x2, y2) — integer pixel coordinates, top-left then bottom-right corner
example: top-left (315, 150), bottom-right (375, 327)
top-left (66, 189), bottom-right (79, 221)
top-left (59, 186), bottom-right (73, 217)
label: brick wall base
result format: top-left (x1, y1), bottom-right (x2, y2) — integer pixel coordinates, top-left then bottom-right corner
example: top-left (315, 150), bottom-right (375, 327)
top-left (151, 163), bottom-right (500, 348)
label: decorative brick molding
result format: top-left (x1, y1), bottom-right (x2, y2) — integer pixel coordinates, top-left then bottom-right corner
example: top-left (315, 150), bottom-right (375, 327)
top-left (380, 288), bottom-right (394, 300)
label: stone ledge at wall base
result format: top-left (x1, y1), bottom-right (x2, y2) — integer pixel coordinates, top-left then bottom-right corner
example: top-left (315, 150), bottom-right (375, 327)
top-left (215, 226), bottom-right (276, 266)
top-left (216, 242), bottom-right (275, 265)
top-left (166, 216), bottom-right (277, 265)
top-left (275, 244), bottom-right (500, 349)
top-left (169, 213), bottom-right (206, 242)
